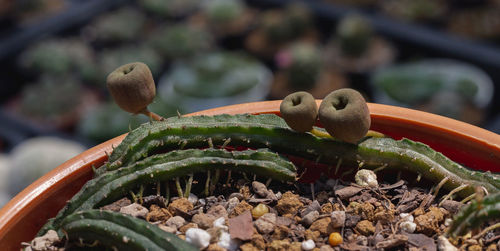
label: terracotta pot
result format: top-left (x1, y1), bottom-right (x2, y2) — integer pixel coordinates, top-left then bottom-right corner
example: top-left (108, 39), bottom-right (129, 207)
top-left (1, 101), bottom-right (499, 250)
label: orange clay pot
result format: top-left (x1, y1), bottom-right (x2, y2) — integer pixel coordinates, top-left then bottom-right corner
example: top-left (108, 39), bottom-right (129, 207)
top-left (1, 101), bottom-right (499, 250)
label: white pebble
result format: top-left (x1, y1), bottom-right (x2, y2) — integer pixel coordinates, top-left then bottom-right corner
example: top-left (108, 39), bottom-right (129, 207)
top-left (354, 169), bottom-right (378, 188)
top-left (302, 239), bottom-right (316, 250)
top-left (213, 217), bottom-right (228, 230)
top-left (437, 235), bottom-right (458, 251)
top-left (185, 228), bottom-right (211, 249)
top-left (188, 193), bottom-right (198, 205)
top-left (400, 221), bottom-right (416, 233)
top-left (399, 213), bottom-right (414, 222)
top-left (218, 231), bottom-right (240, 251)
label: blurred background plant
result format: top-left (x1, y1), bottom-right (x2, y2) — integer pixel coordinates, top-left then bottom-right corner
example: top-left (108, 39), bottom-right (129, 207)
top-left (0, 0), bottom-right (499, 205)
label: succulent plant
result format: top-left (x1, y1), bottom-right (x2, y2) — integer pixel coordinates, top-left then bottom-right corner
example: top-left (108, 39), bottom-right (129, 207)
top-left (381, 0), bottom-right (446, 23)
top-left (148, 24), bottom-right (213, 59)
top-left (203, 0), bottom-right (245, 24)
top-left (78, 97), bottom-right (178, 144)
top-left (7, 136), bottom-right (85, 196)
top-left (276, 42), bottom-right (323, 90)
top-left (99, 45), bottom-right (162, 81)
top-left (260, 3), bottom-right (313, 43)
top-left (89, 7), bottom-right (146, 43)
top-left (448, 8), bottom-right (500, 41)
top-left (336, 14), bottom-right (373, 57)
top-left (18, 38), bottom-right (98, 82)
top-left (164, 51), bottom-right (268, 98)
top-left (19, 74), bottom-right (84, 123)
top-left (138, 0), bottom-right (199, 18)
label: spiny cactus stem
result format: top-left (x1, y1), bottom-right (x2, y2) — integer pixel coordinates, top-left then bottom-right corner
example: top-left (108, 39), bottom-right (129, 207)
top-left (184, 173), bottom-right (194, 198)
top-left (175, 178), bottom-right (183, 198)
top-left (156, 182), bottom-right (160, 196)
top-left (208, 137), bottom-right (214, 148)
top-left (439, 184), bottom-right (469, 206)
top-left (140, 108), bottom-right (164, 121)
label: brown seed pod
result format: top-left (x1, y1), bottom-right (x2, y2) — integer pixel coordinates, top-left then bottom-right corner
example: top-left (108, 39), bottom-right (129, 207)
top-left (280, 91), bottom-right (318, 132)
top-left (106, 62), bottom-right (156, 114)
top-left (318, 88), bottom-right (370, 143)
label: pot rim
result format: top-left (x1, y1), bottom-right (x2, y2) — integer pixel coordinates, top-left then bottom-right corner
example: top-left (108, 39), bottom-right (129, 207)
top-left (1, 101), bottom-right (499, 249)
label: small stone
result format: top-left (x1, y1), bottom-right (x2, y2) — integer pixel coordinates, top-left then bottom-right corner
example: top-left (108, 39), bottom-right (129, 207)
top-left (437, 235), bottom-right (458, 251)
top-left (213, 217), bottom-right (228, 230)
top-left (146, 205), bottom-right (172, 223)
top-left (400, 221), bottom-right (417, 233)
top-left (310, 217), bottom-right (333, 236)
top-left (254, 213), bottom-right (276, 234)
top-left (229, 192), bottom-right (244, 201)
top-left (240, 243), bottom-right (259, 251)
top-left (168, 198), bottom-right (193, 216)
top-left (304, 230), bottom-right (321, 242)
top-left (185, 228), bottom-right (211, 249)
top-left (165, 216), bottom-right (186, 229)
top-left (142, 195), bottom-right (166, 208)
top-left (345, 213), bottom-right (361, 227)
top-left (335, 186), bottom-right (363, 199)
top-left (320, 245), bottom-right (335, 251)
top-left (271, 225), bottom-right (291, 240)
top-left (276, 191), bottom-right (304, 215)
top-left (207, 204), bottom-right (228, 219)
top-left (100, 197), bottom-right (131, 212)
top-left (229, 210), bottom-right (253, 241)
top-left (290, 242), bottom-right (302, 251)
top-left (415, 207), bottom-right (446, 235)
top-left (226, 197), bottom-right (240, 215)
top-left (355, 220), bottom-right (375, 236)
top-left (302, 239), bottom-right (316, 250)
top-left (330, 211), bottom-right (346, 228)
top-left (302, 211), bottom-right (320, 226)
top-left (188, 193), bottom-right (198, 205)
top-left (399, 213), bottom-right (414, 222)
top-left (468, 245), bottom-right (482, 251)
top-left (252, 233), bottom-right (266, 250)
top-left (276, 216), bottom-right (294, 226)
top-left (355, 169), bottom-right (378, 188)
top-left (321, 203), bottom-right (334, 214)
top-left (218, 231), bottom-right (240, 251)
top-left (206, 244), bottom-right (226, 251)
top-left (159, 225), bottom-right (177, 233)
top-left (440, 200), bottom-right (463, 214)
top-left (179, 223), bottom-right (198, 233)
top-left (375, 234), bottom-right (408, 249)
top-left (252, 181), bottom-right (269, 197)
top-left (120, 203), bottom-right (148, 218)
top-left (267, 239), bottom-right (291, 251)
top-left (301, 200), bottom-right (321, 217)
top-left (31, 230), bottom-right (60, 250)
top-left (192, 213), bottom-right (216, 229)
top-left (230, 201), bottom-right (253, 217)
